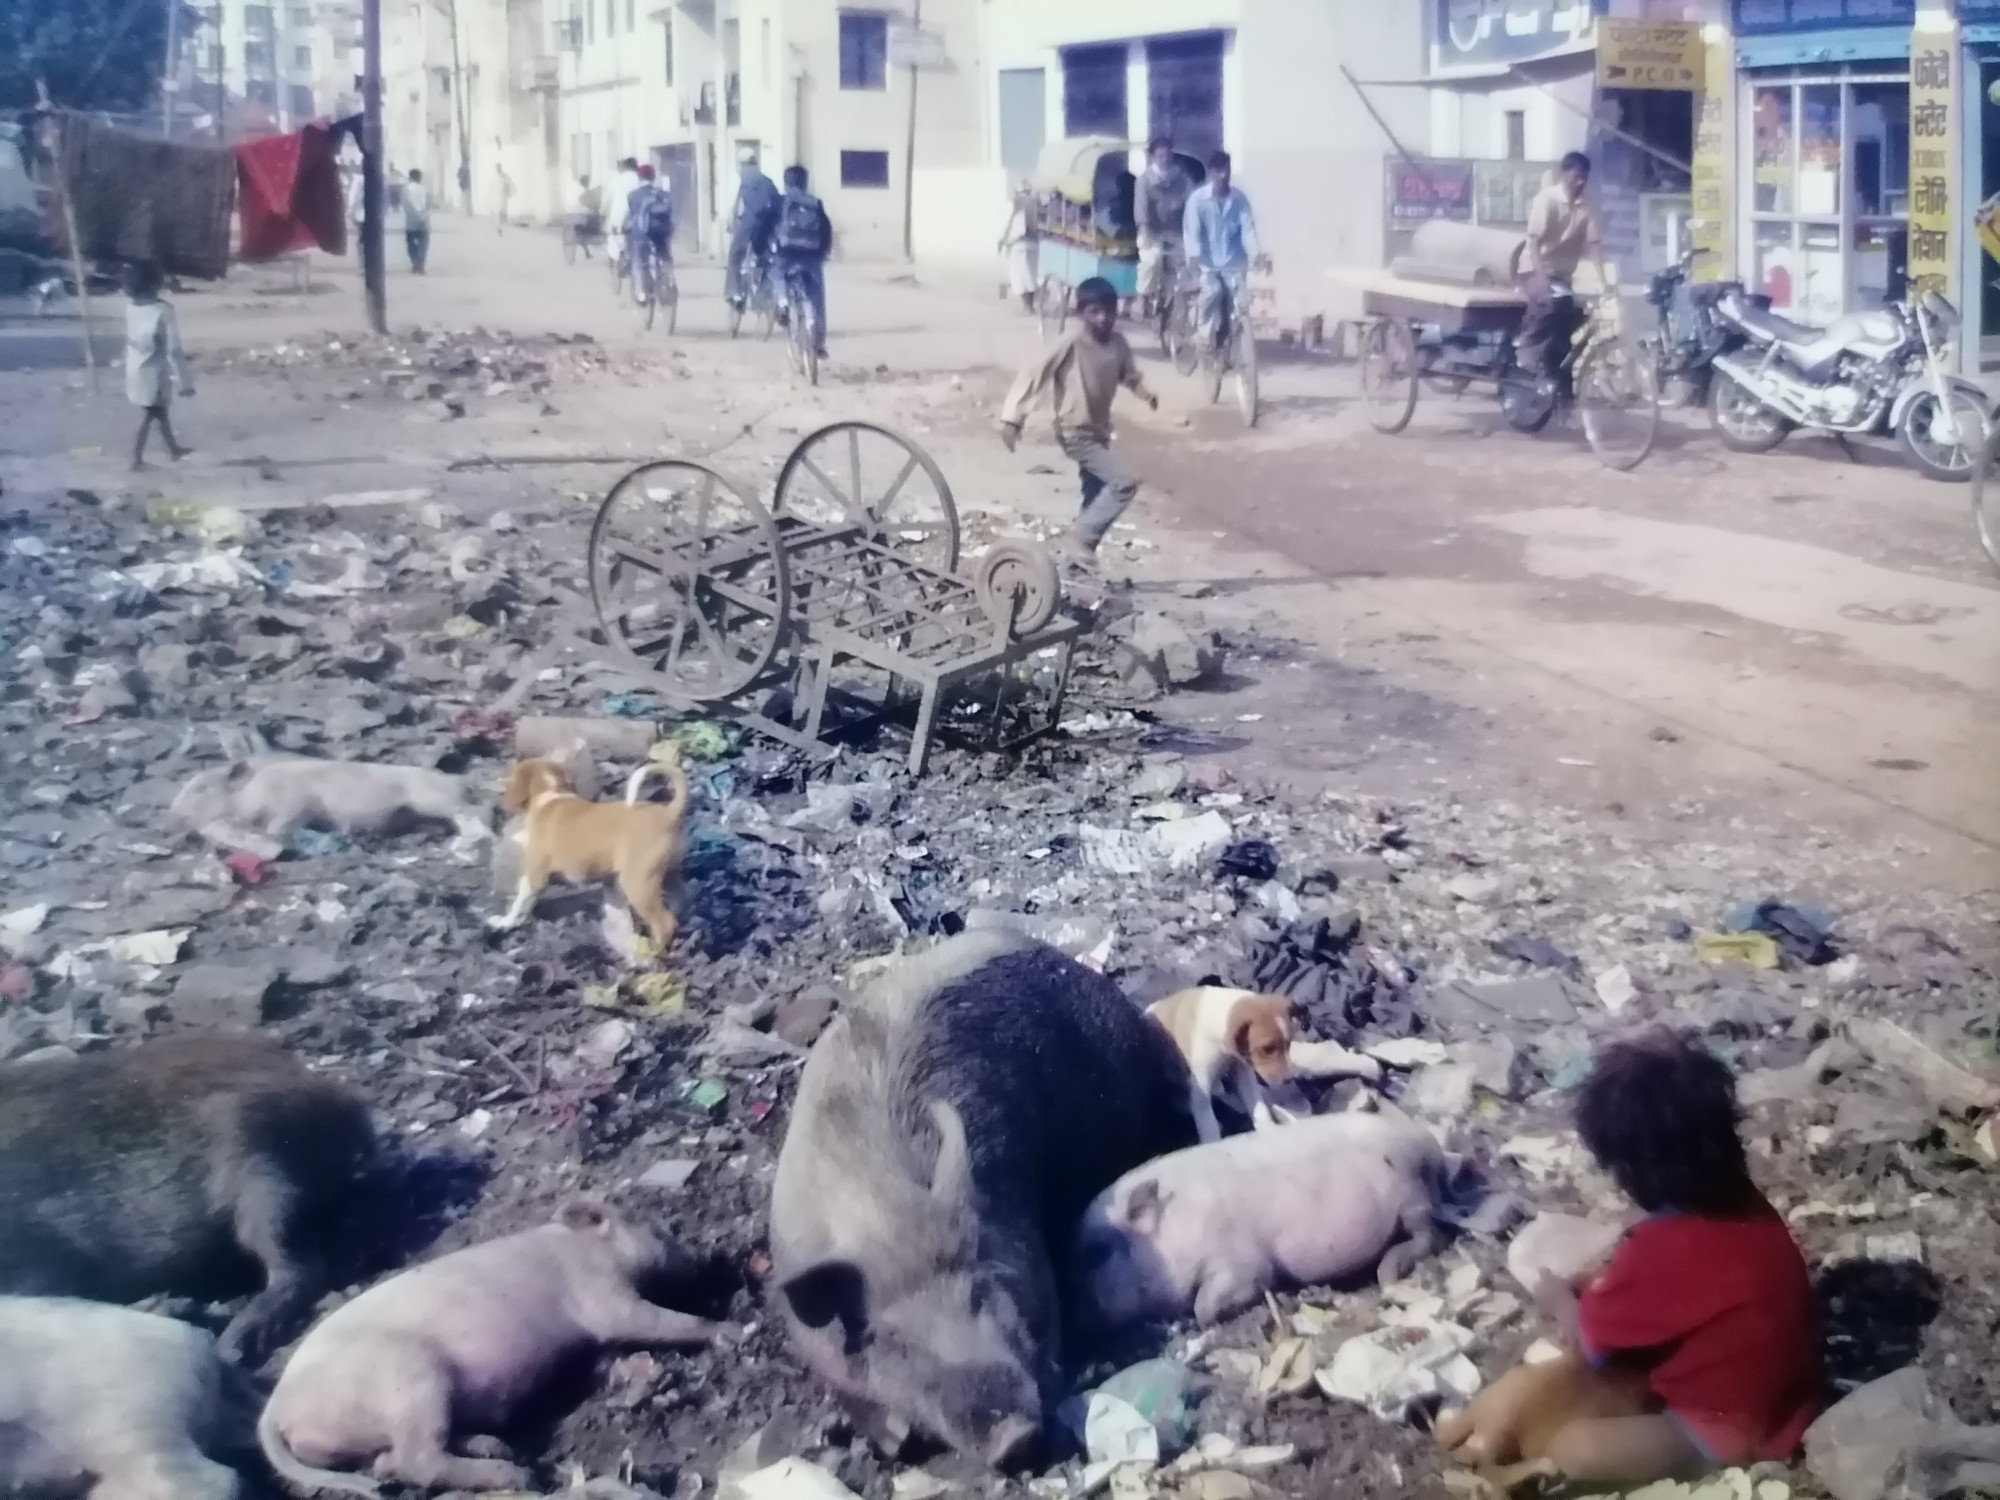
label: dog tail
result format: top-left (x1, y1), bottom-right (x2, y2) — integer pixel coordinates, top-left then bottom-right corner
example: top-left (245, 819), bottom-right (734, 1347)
top-left (257, 1399), bottom-right (383, 1497)
top-left (624, 743), bottom-right (690, 809)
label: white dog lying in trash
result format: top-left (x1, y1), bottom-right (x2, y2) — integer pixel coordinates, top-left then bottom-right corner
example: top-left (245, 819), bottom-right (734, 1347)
top-left (170, 755), bottom-right (488, 848)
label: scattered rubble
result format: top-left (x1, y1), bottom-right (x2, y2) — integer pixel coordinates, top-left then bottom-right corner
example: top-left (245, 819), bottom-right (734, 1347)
top-left (0, 476), bottom-right (1995, 1500)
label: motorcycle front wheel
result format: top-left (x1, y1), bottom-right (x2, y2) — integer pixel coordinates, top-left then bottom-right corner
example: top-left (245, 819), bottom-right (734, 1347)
top-left (1708, 370), bottom-right (1792, 453)
top-left (1897, 387), bottom-right (1990, 484)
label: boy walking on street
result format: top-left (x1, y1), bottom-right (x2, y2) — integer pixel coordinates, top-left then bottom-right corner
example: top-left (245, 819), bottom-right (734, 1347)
top-left (402, 168), bottom-right (431, 273)
top-left (998, 276), bottom-right (1158, 574)
top-left (124, 261), bottom-right (193, 471)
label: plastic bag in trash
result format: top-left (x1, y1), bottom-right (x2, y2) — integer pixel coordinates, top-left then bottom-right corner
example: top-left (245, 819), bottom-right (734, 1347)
top-left (1315, 1320), bottom-right (1480, 1420)
top-left (1059, 1357), bottom-right (1201, 1466)
top-left (1805, 1366), bottom-right (2000, 1500)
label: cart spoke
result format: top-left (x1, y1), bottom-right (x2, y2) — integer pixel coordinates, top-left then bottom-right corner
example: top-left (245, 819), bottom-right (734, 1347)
top-left (798, 454), bottom-right (847, 515)
top-left (871, 453), bottom-right (920, 522)
top-left (848, 427), bottom-right (863, 522)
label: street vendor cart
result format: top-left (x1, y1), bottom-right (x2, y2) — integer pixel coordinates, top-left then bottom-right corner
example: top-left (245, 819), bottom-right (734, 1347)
top-left (1332, 222), bottom-right (1659, 471)
top-left (1029, 136), bottom-right (1138, 337)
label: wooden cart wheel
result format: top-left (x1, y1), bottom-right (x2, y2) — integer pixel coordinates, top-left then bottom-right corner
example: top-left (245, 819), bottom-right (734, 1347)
top-left (974, 540), bottom-right (1060, 636)
top-left (588, 459), bottom-right (792, 704)
top-left (1359, 317), bottom-right (1419, 434)
top-left (773, 421), bottom-right (962, 574)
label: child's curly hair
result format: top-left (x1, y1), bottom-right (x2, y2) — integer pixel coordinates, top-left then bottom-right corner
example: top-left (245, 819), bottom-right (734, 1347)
top-left (1576, 1028), bottom-right (1753, 1215)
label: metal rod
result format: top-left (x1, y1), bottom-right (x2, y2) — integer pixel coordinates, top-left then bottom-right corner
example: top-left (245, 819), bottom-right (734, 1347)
top-left (40, 100), bottom-right (100, 394)
top-left (361, 0), bottom-right (387, 334)
top-left (1337, 63), bottom-right (1423, 171)
top-left (900, 0), bottom-right (921, 263)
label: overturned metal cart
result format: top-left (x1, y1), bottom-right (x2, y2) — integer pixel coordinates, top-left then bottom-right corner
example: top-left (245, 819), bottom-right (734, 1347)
top-left (586, 421), bottom-right (1080, 773)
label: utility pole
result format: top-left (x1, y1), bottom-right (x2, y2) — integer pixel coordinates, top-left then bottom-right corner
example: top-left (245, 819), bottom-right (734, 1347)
top-left (899, 0), bottom-right (920, 263)
top-left (362, 0), bottom-right (387, 331)
top-left (441, 0), bottom-right (472, 210)
top-left (161, 0), bottom-right (181, 137)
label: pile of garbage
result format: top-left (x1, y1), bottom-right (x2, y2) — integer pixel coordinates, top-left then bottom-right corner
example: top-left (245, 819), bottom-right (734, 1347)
top-left (1, 485), bottom-right (1998, 1500)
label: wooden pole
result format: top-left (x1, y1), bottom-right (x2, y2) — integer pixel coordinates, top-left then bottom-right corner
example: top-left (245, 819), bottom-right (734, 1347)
top-left (37, 93), bottom-right (99, 393)
top-left (899, 0), bottom-right (921, 263)
top-left (160, 0), bottom-right (181, 138)
top-left (361, 0), bottom-right (387, 332)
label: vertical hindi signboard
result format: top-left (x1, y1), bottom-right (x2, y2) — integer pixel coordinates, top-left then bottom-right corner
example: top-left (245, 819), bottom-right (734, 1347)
top-left (1907, 35), bottom-right (1955, 303)
top-left (1689, 35), bottom-right (1733, 282)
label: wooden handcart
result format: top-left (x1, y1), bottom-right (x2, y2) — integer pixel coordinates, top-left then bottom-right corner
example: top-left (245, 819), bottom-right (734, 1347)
top-left (587, 422), bottom-right (1081, 774)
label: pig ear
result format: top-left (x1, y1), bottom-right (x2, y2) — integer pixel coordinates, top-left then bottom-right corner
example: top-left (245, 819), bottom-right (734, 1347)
top-left (1122, 1178), bottom-right (1170, 1235)
top-left (780, 1260), bottom-right (869, 1339)
top-left (558, 1200), bottom-right (611, 1234)
top-left (927, 1099), bottom-right (972, 1207)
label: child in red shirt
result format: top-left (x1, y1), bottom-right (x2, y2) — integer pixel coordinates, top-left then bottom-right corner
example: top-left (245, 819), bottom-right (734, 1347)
top-left (1533, 1029), bottom-right (1821, 1484)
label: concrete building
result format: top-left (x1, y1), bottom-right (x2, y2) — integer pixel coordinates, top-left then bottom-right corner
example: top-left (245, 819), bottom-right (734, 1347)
top-left (371, 0), bottom-right (981, 258)
top-left (177, 0), bottom-right (333, 136)
top-left (957, 0), bottom-right (1427, 323)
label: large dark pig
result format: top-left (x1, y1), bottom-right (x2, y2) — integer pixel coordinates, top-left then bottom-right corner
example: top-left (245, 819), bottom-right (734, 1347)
top-left (0, 1035), bottom-right (377, 1364)
top-left (769, 930), bottom-right (1195, 1468)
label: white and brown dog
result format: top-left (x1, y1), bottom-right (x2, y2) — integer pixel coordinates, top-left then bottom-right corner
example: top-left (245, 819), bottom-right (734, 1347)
top-left (489, 747), bottom-right (690, 950)
top-left (1147, 986), bottom-right (1383, 1143)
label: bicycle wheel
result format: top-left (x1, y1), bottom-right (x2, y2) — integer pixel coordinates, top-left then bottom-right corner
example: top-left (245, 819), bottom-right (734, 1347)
top-left (661, 267), bottom-right (679, 336)
top-left (757, 284), bottom-right (779, 340)
top-left (1576, 338), bottom-right (1660, 471)
top-left (1974, 422), bottom-right (2000, 574)
top-left (562, 228), bottom-right (578, 266)
top-left (1234, 319), bottom-right (1258, 427)
top-left (1036, 277), bottom-right (1068, 338)
top-left (802, 306), bottom-right (820, 388)
top-left (727, 297), bottom-right (743, 337)
top-left (611, 246), bottom-right (627, 297)
top-left (1359, 317), bottom-right (1418, 434)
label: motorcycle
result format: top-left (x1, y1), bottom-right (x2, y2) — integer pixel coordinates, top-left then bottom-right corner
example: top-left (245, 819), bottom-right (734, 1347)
top-left (1642, 248), bottom-right (1751, 409)
top-left (1706, 284), bottom-right (1992, 482)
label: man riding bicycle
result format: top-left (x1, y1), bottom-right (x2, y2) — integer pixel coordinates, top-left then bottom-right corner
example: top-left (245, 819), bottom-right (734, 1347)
top-left (1183, 149), bottom-right (1264, 352)
top-left (725, 155), bottom-right (782, 313)
top-left (1518, 150), bottom-right (1607, 395)
top-left (1134, 136), bottom-right (1193, 316)
top-left (626, 164), bottom-right (674, 300)
top-left (771, 164), bottom-right (833, 358)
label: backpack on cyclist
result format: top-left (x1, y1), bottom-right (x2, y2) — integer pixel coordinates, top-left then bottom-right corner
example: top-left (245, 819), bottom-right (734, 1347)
top-left (775, 193), bottom-right (829, 257)
top-left (634, 187), bottom-right (674, 245)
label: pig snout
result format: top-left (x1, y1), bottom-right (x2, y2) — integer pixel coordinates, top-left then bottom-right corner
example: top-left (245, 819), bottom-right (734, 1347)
top-left (933, 1360), bottom-right (1045, 1471)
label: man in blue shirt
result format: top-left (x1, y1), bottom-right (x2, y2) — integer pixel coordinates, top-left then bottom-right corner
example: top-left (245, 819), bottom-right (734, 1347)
top-left (1183, 149), bottom-right (1263, 351)
top-left (726, 156), bottom-right (782, 311)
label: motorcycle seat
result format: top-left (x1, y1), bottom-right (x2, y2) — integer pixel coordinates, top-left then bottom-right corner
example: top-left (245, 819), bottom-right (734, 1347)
top-left (1735, 301), bottom-right (1824, 344)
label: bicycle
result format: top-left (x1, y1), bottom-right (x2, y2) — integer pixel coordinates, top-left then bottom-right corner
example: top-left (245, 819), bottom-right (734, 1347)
top-left (561, 213), bottom-right (603, 265)
top-left (1156, 255), bottom-right (1202, 377)
top-left (727, 250), bottom-right (778, 340)
top-left (1195, 275), bottom-right (1259, 427)
top-left (1497, 287), bottom-right (1657, 470)
top-left (629, 239), bottom-right (678, 334)
top-left (779, 263), bottom-right (821, 387)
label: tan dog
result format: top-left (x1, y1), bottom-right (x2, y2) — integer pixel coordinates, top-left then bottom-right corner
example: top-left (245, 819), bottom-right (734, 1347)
top-left (1146, 987), bottom-right (1302, 1143)
top-left (489, 749), bottom-right (689, 949)
top-left (1434, 1351), bottom-right (1654, 1493)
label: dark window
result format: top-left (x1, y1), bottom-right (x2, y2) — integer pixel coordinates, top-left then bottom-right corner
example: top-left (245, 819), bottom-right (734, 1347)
top-left (289, 6), bottom-right (311, 25)
top-left (1146, 32), bottom-right (1223, 159)
top-left (839, 12), bottom-right (888, 91)
top-left (1504, 110), bottom-right (1526, 160)
top-left (245, 41), bottom-right (273, 71)
top-left (243, 4), bottom-right (274, 31)
top-left (287, 83), bottom-right (314, 118)
top-left (1063, 43), bottom-right (1127, 138)
top-left (246, 79), bottom-right (276, 106)
top-left (662, 15), bottom-right (674, 83)
top-left (840, 149), bottom-right (890, 188)
top-left (294, 44), bottom-right (311, 68)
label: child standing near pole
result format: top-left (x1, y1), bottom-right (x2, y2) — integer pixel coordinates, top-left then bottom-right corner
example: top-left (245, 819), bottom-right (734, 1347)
top-left (997, 275), bottom-right (1158, 582)
top-left (124, 261), bottom-right (193, 471)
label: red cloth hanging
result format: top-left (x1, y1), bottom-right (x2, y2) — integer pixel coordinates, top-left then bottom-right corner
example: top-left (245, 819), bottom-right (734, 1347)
top-left (236, 121), bottom-right (348, 260)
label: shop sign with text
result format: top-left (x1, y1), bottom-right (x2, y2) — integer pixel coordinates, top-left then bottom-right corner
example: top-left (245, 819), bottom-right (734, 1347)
top-left (1907, 39), bottom-right (1954, 301)
top-left (1431, 0), bottom-right (1602, 72)
top-left (1733, 0), bottom-right (1914, 31)
top-left (1598, 19), bottom-right (1703, 90)
top-left (1690, 37), bottom-right (1733, 282)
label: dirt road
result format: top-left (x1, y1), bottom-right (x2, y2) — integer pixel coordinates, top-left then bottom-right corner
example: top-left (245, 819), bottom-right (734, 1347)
top-left (4, 217), bottom-right (1995, 892)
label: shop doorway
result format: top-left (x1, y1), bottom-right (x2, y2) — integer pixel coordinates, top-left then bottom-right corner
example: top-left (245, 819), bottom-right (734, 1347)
top-left (1741, 68), bottom-right (1908, 324)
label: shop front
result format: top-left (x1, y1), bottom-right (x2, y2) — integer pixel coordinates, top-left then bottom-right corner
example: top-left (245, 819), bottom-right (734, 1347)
top-left (1733, 0), bottom-right (1915, 324)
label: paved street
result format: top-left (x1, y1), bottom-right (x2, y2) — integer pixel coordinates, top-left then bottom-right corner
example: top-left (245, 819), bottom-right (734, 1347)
top-left (4, 216), bottom-right (1996, 892)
